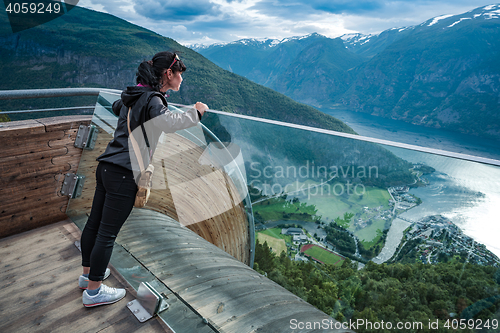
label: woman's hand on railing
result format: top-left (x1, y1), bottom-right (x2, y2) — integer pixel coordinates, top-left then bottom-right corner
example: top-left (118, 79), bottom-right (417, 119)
top-left (195, 102), bottom-right (208, 116)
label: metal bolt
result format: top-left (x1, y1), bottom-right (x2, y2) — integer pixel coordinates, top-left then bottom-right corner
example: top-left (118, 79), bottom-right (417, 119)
top-left (134, 309), bottom-right (140, 314)
top-left (127, 302), bottom-right (133, 307)
top-left (140, 317), bottom-right (146, 321)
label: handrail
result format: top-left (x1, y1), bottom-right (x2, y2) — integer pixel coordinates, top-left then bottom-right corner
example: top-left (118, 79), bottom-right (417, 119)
top-left (1, 106), bottom-right (95, 114)
top-left (197, 108), bottom-right (500, 167)
top-left (2, 87), bottom-right (498, 166)
top-left (0, 88), bottom-right (120, 100)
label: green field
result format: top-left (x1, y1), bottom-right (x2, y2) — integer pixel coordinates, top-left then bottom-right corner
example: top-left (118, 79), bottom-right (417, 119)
top-left (253, 184), bottom-right (391, 225)
top-left (253, 197), bottom-right (319, 222)
top-left (303, 184), bottom-right (392, 221)
top-left (354, 219), bottom-right (386, 243)
top-left (259, 227), bottom-right (292, 242)
top-left (303, 246), bottom-right (344, 266)
top-left (257, 233), bottom-right (287, 255)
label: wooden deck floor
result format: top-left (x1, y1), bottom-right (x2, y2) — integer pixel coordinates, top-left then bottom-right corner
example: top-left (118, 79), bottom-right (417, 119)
top-left (0, 220), bottom-right (171, 333)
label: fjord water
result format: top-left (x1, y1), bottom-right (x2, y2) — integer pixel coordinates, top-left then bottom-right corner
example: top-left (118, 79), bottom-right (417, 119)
top-left (322, 108), bottom-right (500, 258)
top-left (321, 108), bottom-right (500, 160)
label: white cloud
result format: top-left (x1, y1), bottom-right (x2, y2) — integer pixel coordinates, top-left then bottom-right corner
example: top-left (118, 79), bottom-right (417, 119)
top-left (78, 0), bottom-right (497, 45)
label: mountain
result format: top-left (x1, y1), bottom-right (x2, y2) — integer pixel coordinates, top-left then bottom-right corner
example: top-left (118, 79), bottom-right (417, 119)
top-left (0, 5), bottom-right (354, 134)
top-left (341, 4), bottom-right (500, 138)
top-left (268, 37), bottom-right (364, 106)
top-left (194, 33), bottom-right (365, 108)
top-left (192, 33), bottom-right (343, 87)
top-left (195, 4), bottom-right (500, 139)
top-left (340, 26), bottom-right (414, 58)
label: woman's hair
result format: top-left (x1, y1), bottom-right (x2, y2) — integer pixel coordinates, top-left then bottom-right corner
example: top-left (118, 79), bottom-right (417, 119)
top-left (136, 51), bottom-right (187, 91)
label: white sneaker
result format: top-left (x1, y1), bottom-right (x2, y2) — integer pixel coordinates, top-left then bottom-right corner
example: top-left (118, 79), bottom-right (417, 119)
top-left (82, 284), bottom-right (126, 307)
top-left (78, 268), bottom-right (111, 290)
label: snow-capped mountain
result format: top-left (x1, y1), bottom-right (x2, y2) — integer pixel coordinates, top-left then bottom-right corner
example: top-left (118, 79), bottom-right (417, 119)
top-left (193, 4), bottom-right (500, 139)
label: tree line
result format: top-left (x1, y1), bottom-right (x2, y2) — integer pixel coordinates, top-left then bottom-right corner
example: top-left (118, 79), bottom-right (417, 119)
top-left (254, 239), bottom-right (500, 332)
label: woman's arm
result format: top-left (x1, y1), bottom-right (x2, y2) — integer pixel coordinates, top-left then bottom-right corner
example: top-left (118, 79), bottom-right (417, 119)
top-left (148, 96), bottom-right (207, 133)
top-left (112, 99), bottom-right (124, 116)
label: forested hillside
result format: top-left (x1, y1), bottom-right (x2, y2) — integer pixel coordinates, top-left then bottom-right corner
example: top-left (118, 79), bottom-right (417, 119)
top-left (255, 240), bottom-right (500, 333)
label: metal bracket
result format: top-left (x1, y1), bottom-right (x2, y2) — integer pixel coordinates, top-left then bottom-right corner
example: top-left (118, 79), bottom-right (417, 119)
top-left (127, 282), bottom-right (169, 323)
top-left (74, 124), bottom-right (98, 150)
top-left (61, 173), bottom-right (86, 198)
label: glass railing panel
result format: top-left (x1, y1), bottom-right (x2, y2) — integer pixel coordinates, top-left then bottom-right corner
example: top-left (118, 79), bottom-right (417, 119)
top-left (200, 110), bottom-right (500, 259)
top-left (170, 104), bottom-right (254, 238)
top-left (199, 110), bottom-right (500, 328)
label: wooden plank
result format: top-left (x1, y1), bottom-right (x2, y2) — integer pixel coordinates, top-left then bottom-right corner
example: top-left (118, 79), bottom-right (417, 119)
top-left (48, 128), bottom-right (78, 149)
top-left (0, 172), bottom-right (57, 191)
top-left (0, 205), bottom-right (68, 238)
top-left (0, 147), bottom-right (69, 177)
top-left (190, 284), bottom-right (290, 311)
top-left (0, 131), bottom-right (66, 158)
top-left (0, 157), bottom-right (71, 181)
top-left (0, 116), bottom-right (89, 238)
top-left (0, 244), bottom-right (78, 292)
top-left (0, 248), bottom-right (76, 292)
top-left (3, 128), bottom-right (65, 143)
top-left (0, 229), bottom-right (70, 267)
top-left (37, 115), bottom-right (91, 132)
top-left (254, 311), bottom-right (351, 333)
top-left (159, 264), bottom-right (256, 291)
top-left (0, 162), bottom-right (71, 184)
top-left (0, 174), bottom-right (59, 199)
top-left (198, 293), bottom-right (303, 326)
top-left (0, 119), bottom-right (45, 138)
top-left (0, 229), bottom-right (68, 263)
top-left (51, 151), bottom-right (86, 171)
top-left (0, 194), bottom-right (68, 218)
top-left (219, 301), bottom-right (330, 333)
top-left (172, 271), bottom-right (271, 302)
top-left (60, 219), bottom-right (83, 242)
top-left (0, 222), bottom-right (69, 254)
top-left (1, 187), bottom-right (62, 208)
top-left (0, 255), bottom-right (81, 326)
top-left (0, 196), bottom-right (67, 220)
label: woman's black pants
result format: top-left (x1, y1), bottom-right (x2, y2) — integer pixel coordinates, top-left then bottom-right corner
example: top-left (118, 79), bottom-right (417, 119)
top-left (80, 161), bottom-right (138, 281)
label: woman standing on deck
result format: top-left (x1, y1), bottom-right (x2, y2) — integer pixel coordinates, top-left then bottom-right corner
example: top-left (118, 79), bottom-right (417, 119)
top-left (78, 51), bottom-right (208, 307)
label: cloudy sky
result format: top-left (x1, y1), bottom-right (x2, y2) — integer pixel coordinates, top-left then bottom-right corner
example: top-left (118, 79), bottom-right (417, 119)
top-left (78, 0), bottom-right (497, 46)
